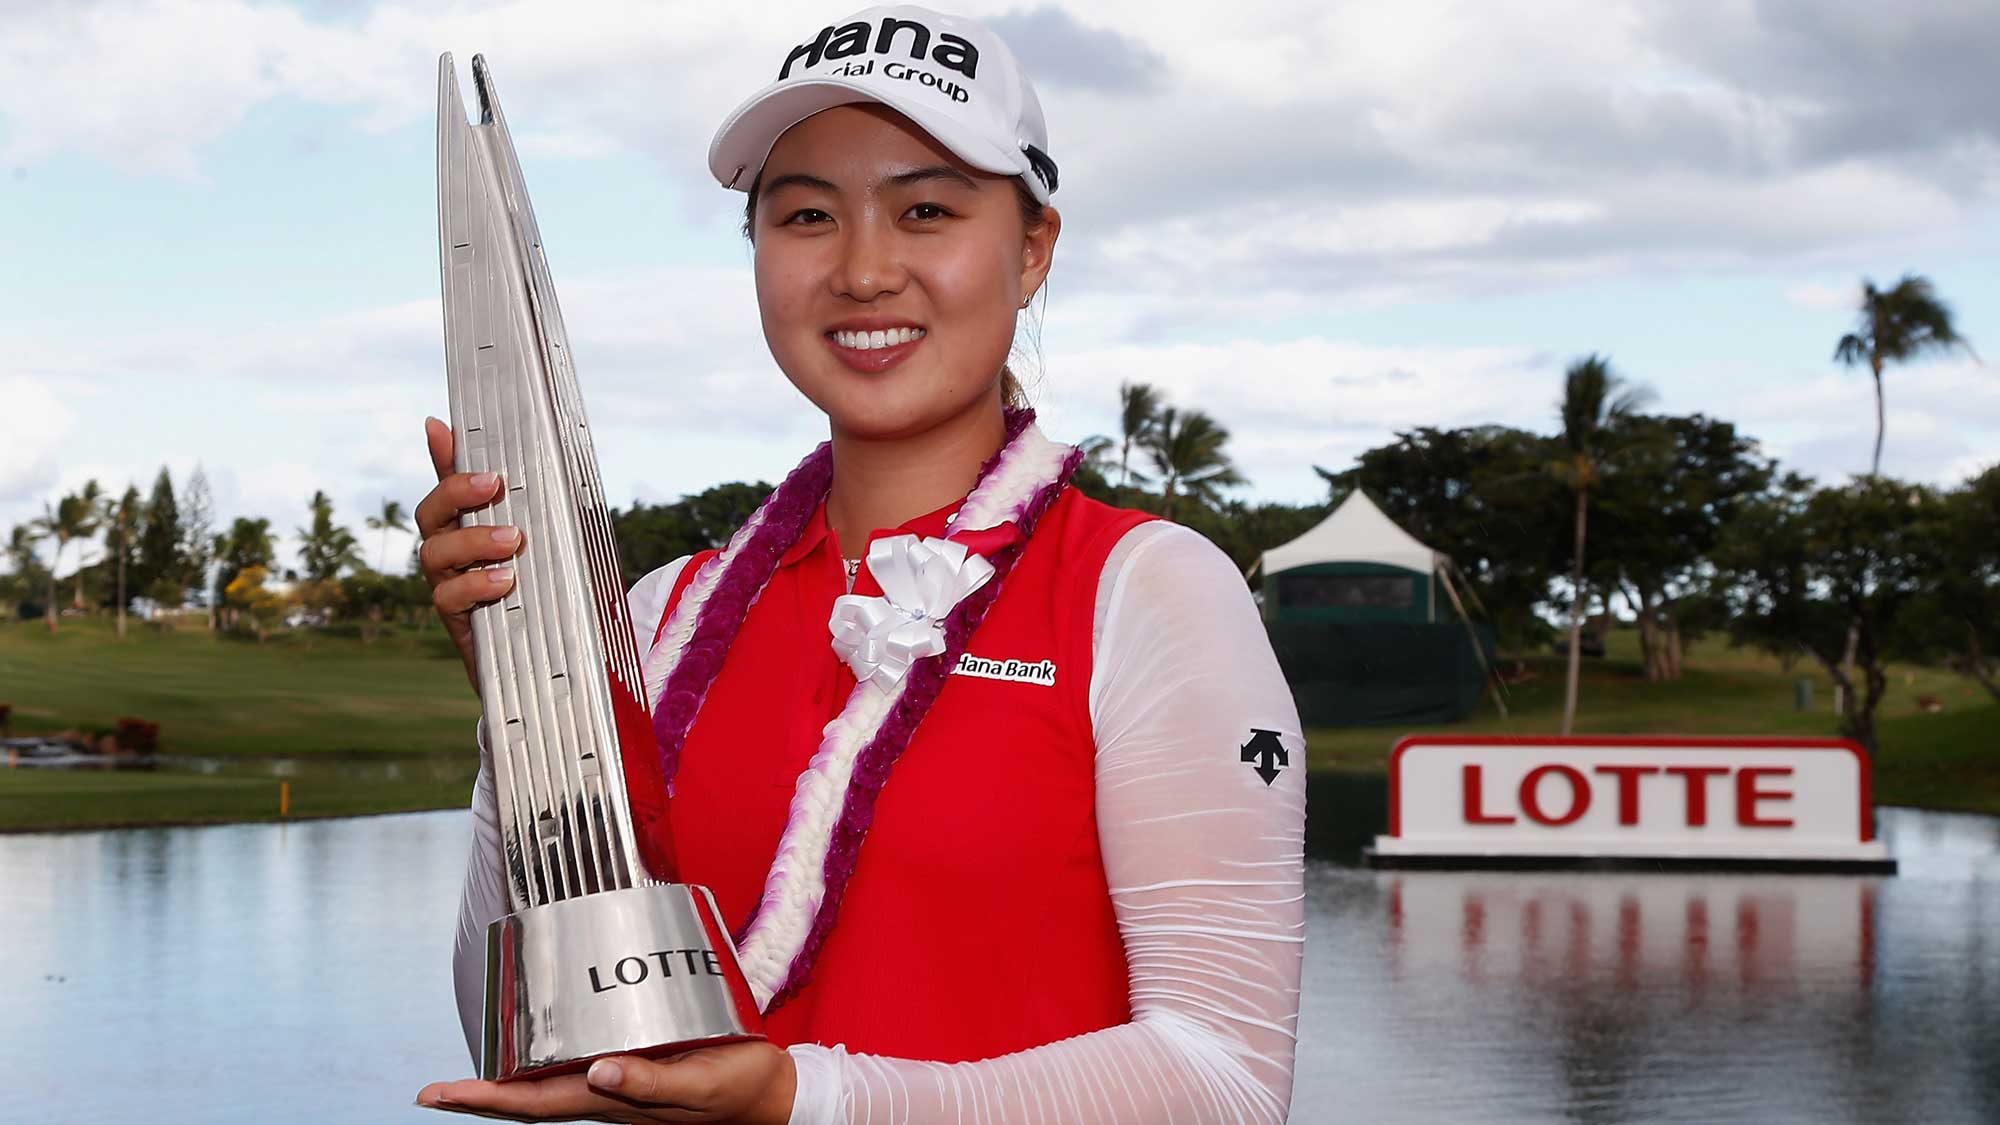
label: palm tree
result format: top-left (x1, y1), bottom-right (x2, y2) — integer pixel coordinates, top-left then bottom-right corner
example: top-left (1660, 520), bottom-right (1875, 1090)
top-left (4, 525), bottom-right (37, 574)
top-left (28, 490), bottom-right (100, 633)
top-left (8, 523), bottom-right (51, 631)
top-left (26, 506), bottom-right (55, 632)
top-left (1115, 381), bottom-right (1162, 505)
top-left (68, 480), bottom-right (103, 611)
top-left (217, 518), bottom-right (277, 632)
top-left (365, 499), bottom-right (411, 573)
top-left (296, 490), bottom-right (362, 585)
top-left (1834, 274), bottom-right (1974, 478)
top-left (1144, 407), bottom-right (1246, 521)
top-left (99, 485), bottom-right (143, 639)
top-left (1552, 355), bottom-right (1653, 735)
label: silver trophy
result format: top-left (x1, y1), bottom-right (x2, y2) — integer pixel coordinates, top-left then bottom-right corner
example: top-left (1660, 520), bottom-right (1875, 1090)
top-left (436, 52), bottom-right (763, 1081)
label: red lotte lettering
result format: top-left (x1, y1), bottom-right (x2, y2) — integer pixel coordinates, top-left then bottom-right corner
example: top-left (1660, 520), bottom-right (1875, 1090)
top-left (1461, 763), bottom-right (1795, 829)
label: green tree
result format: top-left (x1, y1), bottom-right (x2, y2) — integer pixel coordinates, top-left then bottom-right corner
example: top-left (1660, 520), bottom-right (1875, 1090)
top-left (1551, 355), bottom-right (1653, 734)
top-left (182, 466), bottom-right (217, 628)
top-left (218, 517), bottom-right (277, 589)
top-left (341, 569), bottom-right (401, 644)
top-left (366, 499), bottom-right (411, 574)
top-left (1592, 414), bottom-right (1772, 680)
top-left (216, 517), bottom-right (277, 629)
top-left (1897, 466), bottom-right (2000, 701)
top-left (1715, 472), bottom-right (1817, 673)
top-left (1834, 274), bottom-right (1974, 478)
top-left (1143, 407), bottom-right (1244, 521)
top-left (1324, 425), bottom-right (1568, 650)
top-left (296, 490), bottom-right (362, 588)
top-left (23, 508), bottom-right (57, 629)
top-left (223, 565), bottom-right (286, 643)
top-left (3, 524), bottom-right (52, 620)
top-left (99, 485), bottom-right (144, 639)
top-left (1720, 476), bottom-right (1943, 756)
top-left (1115, 381), bottom-right (1162, 505)
top-left (69, 480), bottom-right (104, 611)
top-left (136, 467), bottom-right (184, 606)
top-left (1172, 496), bottom-right (1329, 583)
top-left (29, 488), bottom-right (101, 632)
top-left (1797, 478), bottom-right (1941, 756)
top-left (1073, 434), bottom-right (1117, 497)
top-left (612, 481), bottom-right (774, 587)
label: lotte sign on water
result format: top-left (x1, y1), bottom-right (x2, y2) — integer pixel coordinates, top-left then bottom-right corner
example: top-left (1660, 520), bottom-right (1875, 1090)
top-left (1368, 736), bottom-right (1896, 872)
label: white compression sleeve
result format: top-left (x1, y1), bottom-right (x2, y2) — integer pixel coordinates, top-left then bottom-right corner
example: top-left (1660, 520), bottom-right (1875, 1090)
top-left (784, 521), bottom-right (1307, 1124)
top-left (449, 555), bottom-right (694, 1064)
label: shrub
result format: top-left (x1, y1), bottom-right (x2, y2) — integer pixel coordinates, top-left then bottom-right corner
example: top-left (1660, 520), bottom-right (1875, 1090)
top-left (113, 717), bottom-right (160, 753)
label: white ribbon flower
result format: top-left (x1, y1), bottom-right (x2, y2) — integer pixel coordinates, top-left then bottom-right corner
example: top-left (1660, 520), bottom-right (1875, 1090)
top-left (828, 534), bottom-right (996, 687)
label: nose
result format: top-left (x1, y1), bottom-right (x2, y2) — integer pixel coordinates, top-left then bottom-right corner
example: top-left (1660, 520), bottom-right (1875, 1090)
top-left (830, 213), bottom-right (907, 303)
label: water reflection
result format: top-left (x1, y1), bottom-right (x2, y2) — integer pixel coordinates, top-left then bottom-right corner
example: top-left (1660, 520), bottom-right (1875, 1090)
top-left (0, 781), bottom-right (1993, 1122)
top-left (1298, 778), bottom-right (1999, 1124)
top-left (1390, 872), bottom-right (1882, 989)
top-left (4, 750), bottom-right (465, 783)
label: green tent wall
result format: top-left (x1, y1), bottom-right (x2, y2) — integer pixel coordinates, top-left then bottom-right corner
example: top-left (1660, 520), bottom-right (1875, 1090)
top-left (1258, 493), bottom-right (1493, 726)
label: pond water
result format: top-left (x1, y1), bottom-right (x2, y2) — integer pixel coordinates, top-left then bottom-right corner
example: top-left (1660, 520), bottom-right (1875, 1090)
top-left (6, 747), bottom-right (473, 784)
top-left (1, 777), bottom-right (1994, 1123)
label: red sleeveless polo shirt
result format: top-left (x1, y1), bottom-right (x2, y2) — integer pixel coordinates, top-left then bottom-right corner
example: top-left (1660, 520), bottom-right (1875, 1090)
top-left (634, 486), bottom-right (1156, 1062)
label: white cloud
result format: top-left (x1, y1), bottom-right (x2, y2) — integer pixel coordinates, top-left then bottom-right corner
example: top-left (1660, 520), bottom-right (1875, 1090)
top-left (0, 1), bottom-right (373, 177)
top-left (1040, 337), bottom-right (1553, 501)
top-left (1785, 281), bottom-right (1858, 310)
top-left (0, 375), bottom-right (73, 504)
top-left (5, 265), bottom-right (1993, 576)
top-left (0, 262), bottom-right (812, 548)
top-left (3, 0), bottom-right (1997, 564)
top-left (1708, 357), bottom-right (2000, 486)
top-left (5, 0), bottom-right (1995, 295)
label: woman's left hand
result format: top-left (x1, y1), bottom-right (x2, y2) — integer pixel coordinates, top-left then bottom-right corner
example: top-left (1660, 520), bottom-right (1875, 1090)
top-left (414, 1040), bottom-right (796, 1123)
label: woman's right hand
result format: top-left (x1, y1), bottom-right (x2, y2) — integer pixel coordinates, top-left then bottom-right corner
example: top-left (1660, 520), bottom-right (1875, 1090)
top-left (417, 416), bottom-right (523, 693)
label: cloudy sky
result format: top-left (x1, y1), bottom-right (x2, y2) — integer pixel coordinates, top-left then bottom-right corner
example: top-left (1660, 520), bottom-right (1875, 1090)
top-left (4, 0), bottom-right (1997, 576)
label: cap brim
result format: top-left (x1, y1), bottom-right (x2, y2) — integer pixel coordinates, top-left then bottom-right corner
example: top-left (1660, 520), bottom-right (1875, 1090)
top-left (708, 77), bottom-right (1034, 198)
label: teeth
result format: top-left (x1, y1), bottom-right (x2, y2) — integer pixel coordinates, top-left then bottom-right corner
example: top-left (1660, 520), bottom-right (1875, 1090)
top-left (833, 327), bottom-right (925, 350)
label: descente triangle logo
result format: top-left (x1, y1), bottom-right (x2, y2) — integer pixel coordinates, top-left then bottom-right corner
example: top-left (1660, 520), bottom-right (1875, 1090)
top-left (781, 17), bottom-right (980, 81)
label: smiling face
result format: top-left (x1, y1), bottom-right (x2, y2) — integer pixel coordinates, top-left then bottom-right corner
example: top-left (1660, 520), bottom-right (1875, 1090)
top-left (750, 103), bottom-right (1058, 441)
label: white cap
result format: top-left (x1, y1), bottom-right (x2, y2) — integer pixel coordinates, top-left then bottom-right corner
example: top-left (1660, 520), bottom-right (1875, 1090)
top-left (708, 5), bottom-right (1057, 204)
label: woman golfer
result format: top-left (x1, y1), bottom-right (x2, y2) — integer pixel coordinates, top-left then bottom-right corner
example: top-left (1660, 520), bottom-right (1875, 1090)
top-left (414, 6), bottom-right (1304, 1121)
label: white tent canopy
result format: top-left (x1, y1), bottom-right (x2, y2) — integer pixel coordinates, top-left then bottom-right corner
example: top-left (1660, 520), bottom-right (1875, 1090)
top-left (1255, 491), bottom-right (1507, 716)
top-left (1260, 490), bottom-right (1443, 578)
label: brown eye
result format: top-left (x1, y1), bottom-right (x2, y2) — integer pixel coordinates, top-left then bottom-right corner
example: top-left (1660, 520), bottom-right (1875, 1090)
top-left (905, 202), bottom-right (950, 222)
top-left (783, 208), bottom-right (832, 226)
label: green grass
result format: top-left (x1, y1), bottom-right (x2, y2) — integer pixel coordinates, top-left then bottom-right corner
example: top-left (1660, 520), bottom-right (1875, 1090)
top-left (1303, 628), bottom-right (2000, 815)
top-left (0, 614), bottom-right (478, 755)
top-left (0, 763), bottom-right (476, 832)
top-left (1, 614), bottom-right (1993, 830)
top-left (0, 614), bottom-right (481, 832)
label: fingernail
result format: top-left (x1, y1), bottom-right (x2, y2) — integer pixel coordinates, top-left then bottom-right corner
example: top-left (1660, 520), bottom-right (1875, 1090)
top-left (470, 471), bottom-right (498, 490)
top-left (487, 567), bottom-right (513, 585)
top-left (490, 527), bottom-right (519, 544)
top-left (587, 1059), bottom-right (623, 1087)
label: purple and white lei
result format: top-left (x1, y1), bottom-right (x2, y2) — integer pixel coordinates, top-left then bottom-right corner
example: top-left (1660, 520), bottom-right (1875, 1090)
top-left (640, 407), bottom-right (1080, 1012)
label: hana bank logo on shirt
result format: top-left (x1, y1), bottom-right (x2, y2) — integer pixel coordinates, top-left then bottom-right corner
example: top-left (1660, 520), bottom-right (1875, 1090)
top-left (952, 653), bottom-right (1057, 687)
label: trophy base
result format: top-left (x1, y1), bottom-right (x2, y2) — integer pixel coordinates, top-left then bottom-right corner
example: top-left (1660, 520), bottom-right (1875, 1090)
top-left (481, 883), bottom-right (765, 1081)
